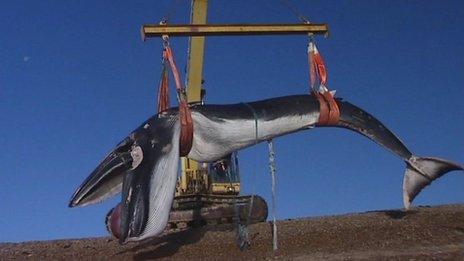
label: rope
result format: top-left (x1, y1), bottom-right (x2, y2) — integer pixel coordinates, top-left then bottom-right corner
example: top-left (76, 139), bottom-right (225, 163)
top-left (162, 0), bottom-right (182, 23)
top-left (242, 102), bottom-right (259, 231)
top-left (239, 103), bottom-right (279, 251)
top-left (233, 102), bottom-right (261, 251)
top-left (225, 157), bottom-right (247, 250)
top-left (268, 139), bottom-right (278, 251)
top-left (278, 0), bottom-right (310, 23)
top-left (242, 103), bottom-right (259, 143)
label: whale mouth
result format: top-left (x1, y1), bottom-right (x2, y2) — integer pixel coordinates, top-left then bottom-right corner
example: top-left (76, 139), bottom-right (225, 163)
top-left (69, 137), bottom-right (137, 208)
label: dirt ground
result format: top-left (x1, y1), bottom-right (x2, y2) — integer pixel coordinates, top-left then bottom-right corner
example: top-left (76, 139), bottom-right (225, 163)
top-left (1, 204), bottom-right (463, 260)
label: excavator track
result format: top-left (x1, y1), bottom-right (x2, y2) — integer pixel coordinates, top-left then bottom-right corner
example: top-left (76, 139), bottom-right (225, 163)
top-left (165, 194), bottom-right (268, 232)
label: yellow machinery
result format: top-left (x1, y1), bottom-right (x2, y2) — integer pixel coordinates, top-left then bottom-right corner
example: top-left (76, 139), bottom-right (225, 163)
top-left (142, 0), bottom-right (328, 229)
top-left (177, 153), bottom-right (240, 196)
top-left (178, 0), bottom-right (212, 197)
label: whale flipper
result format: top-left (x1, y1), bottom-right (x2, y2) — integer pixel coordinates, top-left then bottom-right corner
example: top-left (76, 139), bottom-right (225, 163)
top-left (119, 116), bottom-right (180, 243)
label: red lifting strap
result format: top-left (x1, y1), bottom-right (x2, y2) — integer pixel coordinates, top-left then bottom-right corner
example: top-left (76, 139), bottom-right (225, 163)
top-left (162, 45), bottom-right (194, 156)
top-left (313, 92), bottom-right (329, 124)
top-left (309, 43), bottom-right (327, 86)
top-left (308, 41), bottom-right (340, 125)
top-left (313, 91), bottom-right (340, 125)
top-left (157, 49), bottom-right (170, 113)
top-left (178, 100), bottom-right (194, 156)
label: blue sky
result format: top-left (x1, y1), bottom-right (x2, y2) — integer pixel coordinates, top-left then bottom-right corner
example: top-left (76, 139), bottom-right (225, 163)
top-left (1, 0), bottom-right (463, 242)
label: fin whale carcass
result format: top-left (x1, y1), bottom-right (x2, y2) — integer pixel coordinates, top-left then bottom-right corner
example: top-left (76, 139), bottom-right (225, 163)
top-left (69, 94), bottom-right (463, 244)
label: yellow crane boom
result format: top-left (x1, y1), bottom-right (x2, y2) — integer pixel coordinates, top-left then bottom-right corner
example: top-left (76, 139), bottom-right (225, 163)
top-left (180, 0), bottom-right (208, 195)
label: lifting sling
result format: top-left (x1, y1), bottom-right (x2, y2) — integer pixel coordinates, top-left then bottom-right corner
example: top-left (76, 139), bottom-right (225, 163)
top-left (157, 37), bottom-right (193, 156)
top-left (157, 48), bottom-right (170, 112)
top-left (308, 38), bottom-right (340, 125)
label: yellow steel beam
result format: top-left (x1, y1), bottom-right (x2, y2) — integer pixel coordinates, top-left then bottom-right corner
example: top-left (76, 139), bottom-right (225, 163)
top-left (142, 23), bottom-right (328, 38)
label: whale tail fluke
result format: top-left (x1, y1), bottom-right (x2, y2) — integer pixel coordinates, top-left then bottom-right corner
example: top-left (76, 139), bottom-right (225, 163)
top-left (403, 156), bottom-right (463, 209)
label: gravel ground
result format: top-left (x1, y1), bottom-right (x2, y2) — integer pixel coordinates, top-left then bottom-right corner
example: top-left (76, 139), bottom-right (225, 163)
top-left (1, 204), bottom-right (463, 260)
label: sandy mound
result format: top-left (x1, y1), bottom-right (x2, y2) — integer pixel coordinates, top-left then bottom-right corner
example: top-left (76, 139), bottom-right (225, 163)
top-left (1, 204), bottom-right (463, 260)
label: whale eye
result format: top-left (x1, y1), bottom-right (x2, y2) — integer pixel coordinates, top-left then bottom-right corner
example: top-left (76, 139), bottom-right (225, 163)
top-left (130, 146), bottom-right (143, 169)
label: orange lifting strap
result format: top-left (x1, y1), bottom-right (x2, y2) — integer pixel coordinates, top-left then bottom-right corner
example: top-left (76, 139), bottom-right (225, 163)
top-left (157, 49), bottom-right (170, 112)
top-left (308, 39), bottom-right (340, 125)
top-left (157, 39), bottom-right (193, 156)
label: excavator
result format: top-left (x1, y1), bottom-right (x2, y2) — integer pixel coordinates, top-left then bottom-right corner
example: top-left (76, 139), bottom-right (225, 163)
top-left (168, 152), bottom-right (268, 230)
top-left (137, 0), bottom-right (328, 233)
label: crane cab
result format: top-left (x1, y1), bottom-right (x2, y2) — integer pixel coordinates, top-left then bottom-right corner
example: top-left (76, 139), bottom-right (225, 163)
top-left (209, 153), bottom-right (240, 195)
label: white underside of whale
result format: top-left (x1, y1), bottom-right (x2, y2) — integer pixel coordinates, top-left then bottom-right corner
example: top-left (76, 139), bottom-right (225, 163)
top-left (187, 110), bottom-right (320, 162)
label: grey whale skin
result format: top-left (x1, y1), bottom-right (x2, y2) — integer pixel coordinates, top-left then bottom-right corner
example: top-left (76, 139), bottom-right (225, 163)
top-left (69, 94), bottom-right (463, 244)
